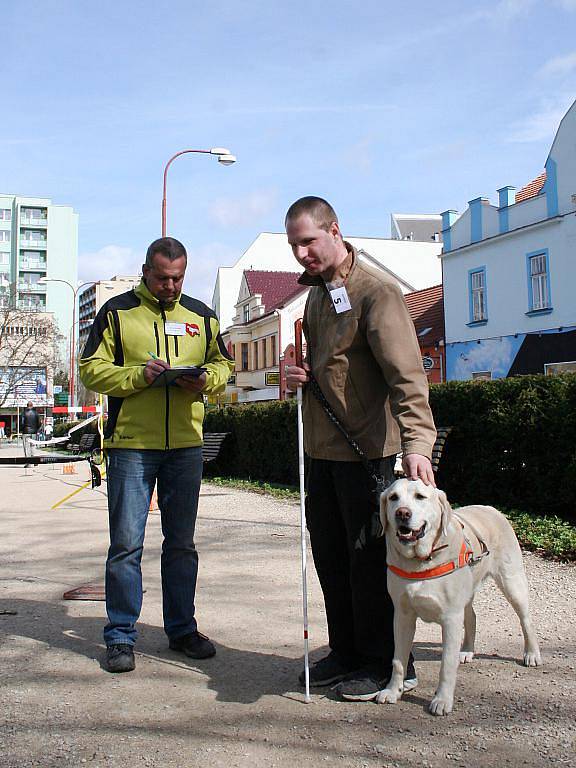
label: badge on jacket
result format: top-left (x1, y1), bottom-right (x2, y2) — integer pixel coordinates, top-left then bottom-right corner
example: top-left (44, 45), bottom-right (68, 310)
top-left (186, 323), bottom-right (200, 337)
top-left (164, 322), bottom-right (186, 336)
top-left (329, 286), bottom-right (352, 314)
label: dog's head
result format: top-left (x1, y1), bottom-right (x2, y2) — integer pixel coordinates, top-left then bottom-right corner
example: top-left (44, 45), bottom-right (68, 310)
top-left (379, 478), bottom-right (453, 560)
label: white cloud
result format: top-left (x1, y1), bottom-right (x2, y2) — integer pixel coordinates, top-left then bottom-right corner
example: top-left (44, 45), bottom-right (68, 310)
top-left (79, 242), bottom-right (238, 308)
top-left (209, 189), bottom-right (278, 229)
top-left (556, 0), bottom-right (576, 10)
top-left (538, 51), bottom-right (576, 77)
top-left (183, 242), bottom-right (239, 306)
top-left (507, 94), bottom-right (574, 143)
top-left (79, 245), bottom-right (141, 284)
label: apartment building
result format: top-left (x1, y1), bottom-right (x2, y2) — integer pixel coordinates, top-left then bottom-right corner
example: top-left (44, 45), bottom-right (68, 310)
top-left (0, 194), bottom-right (78, 339)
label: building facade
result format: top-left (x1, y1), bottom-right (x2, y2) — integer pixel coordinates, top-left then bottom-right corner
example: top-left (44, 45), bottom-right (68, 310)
top-left (222, 271), bottom-right (308, 403)
top-left (78, 275), bottom-right (141, 349)
top-left (441, 99), bottom-right (576, 380)
top-left (404, 284), bottom-right (445, 384)
top-left (0, 195), bottom-right (78, 340)
top-left (213, 231), bottom-right (442, 333)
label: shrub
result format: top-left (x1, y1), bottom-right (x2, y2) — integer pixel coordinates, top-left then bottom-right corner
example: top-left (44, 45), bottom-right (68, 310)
top-left (205, 374), bottom-right (576, 522)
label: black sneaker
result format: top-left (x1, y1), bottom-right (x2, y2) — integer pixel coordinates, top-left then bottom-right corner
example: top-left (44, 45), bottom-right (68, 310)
top-left (338, 658), bottom-right (418, 701)
top-left (169, 631), bottom-right (216, 659)
top-left (298, 651), bottom-right (359, 687)
top-left (105, 644), bottom-right (135, 673)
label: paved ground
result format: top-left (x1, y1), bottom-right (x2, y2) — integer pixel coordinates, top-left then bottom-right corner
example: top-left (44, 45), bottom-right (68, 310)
top-left (1, 445), bottom-right (575, 767)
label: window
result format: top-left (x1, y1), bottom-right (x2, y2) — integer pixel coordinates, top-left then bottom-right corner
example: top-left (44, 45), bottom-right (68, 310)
top-left (0, 252), bottom-right (9, 265)
top-left (0, 230), bottom-right (10, 242)
top-left (271, 334), bottom-right (277, 366)
top-left (545, 361), bottom-right (576, 375)
top-left (241, 343), bottom-right (249, 371)
top-left (0, 209), bottom-right (11, 221)
top-left (468, 267), bottom-right (487, 323)
top-left (527, 251), bottom-right (551, 312)
top-left (243, 303), bottom-right (250, 323)
top-left (253, 341), bottom-right (259, 369)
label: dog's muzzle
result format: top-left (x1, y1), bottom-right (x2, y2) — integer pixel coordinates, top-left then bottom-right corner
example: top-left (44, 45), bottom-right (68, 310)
top-left (396, 522), bottom-right (427, 543)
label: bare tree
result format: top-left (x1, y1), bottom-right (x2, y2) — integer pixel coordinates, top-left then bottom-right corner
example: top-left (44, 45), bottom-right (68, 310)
top-left (0, 289), bottom-right (63, 409)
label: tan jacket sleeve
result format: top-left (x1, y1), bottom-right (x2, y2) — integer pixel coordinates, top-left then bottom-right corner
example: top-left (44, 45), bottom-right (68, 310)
top-left (363, 280), bottom-right (436, 458)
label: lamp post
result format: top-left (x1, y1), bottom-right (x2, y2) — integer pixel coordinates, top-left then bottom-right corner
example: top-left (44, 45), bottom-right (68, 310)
top-left (38, 278), bottom-right (94, 408)
top-left (161, 147), bottom-right (236, 236)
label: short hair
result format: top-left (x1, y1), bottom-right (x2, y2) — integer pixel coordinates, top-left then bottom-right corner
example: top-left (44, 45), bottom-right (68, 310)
top-left (145, 237), bottom-right (187, 268)
top-left (285, 196), bottom-right (339, 232)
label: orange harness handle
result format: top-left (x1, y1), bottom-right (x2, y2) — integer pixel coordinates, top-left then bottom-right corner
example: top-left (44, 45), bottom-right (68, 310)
top-left (388, 539), bottom-right (473, 581)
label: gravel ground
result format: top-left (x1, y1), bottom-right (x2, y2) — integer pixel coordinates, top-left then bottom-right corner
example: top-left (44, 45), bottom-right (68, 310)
top-left (0, 456), bottom-right (575, 768)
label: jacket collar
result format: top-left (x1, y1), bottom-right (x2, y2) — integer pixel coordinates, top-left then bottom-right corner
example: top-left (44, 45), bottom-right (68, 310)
top-left (135, 279), bottom-right (181, 311)
top-left (297, 241), bottom-right (357, 287)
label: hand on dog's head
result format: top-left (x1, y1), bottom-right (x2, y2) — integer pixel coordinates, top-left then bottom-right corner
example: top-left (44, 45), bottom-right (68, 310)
top-left (379, 478), bottom-right (453, 559)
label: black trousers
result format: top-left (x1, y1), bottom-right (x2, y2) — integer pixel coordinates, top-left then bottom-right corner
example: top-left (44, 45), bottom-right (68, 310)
top-left (305, 457), bottom-right (396, 664)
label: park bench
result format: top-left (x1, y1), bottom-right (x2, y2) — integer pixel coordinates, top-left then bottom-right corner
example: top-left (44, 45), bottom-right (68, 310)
top-left (394, 426), bottom-right (452, 476)
top-left (70, 433), bottom-right (100, 455)
top-left (202, 432), bottom-right (229, 463)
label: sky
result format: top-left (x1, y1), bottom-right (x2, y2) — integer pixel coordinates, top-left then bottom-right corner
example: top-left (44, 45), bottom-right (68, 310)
top-left (3, 0), bottom-right (576, 304)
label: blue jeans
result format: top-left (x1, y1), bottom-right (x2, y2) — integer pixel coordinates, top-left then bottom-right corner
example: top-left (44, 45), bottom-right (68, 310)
top-left (104, 447), bottom-right (203, 647)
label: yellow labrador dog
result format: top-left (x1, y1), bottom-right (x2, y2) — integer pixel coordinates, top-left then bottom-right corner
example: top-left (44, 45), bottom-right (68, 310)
top-left (377, 478), bottom-right (541, 716)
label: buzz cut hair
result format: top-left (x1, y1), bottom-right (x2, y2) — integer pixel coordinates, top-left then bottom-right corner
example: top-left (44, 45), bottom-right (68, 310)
top-left (145, 237), bottom-right (187, 268)
top-left (285, 196), bottom-right (339, 232)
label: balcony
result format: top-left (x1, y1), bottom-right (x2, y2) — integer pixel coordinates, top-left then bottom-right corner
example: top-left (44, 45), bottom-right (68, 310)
top-left (20, 238), bottom-right (47, 249)
top-left (18, 300), bottom-right (46, 311)
top-left (18, 282), bottom-right (47, 293)
top-left (20, 260), bottom-right (47, 271)
top-left (20, 217), bottom-right (47, 227)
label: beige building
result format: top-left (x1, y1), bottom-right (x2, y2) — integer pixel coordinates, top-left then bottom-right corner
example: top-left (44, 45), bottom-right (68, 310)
top-left (222, 271), bottom-right (308, 403)
top-left (78, 275), bottom-right (140, 348)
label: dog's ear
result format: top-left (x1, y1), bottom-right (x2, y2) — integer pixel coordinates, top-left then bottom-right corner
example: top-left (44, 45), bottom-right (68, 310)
top-left (378, 488), bottom-right (389, 537)
top-left (437, 489), bottom-right (453, 537)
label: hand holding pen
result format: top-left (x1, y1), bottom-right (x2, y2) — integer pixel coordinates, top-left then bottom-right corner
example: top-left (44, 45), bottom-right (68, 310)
top-left (144, 351), bottom-right (171, 385)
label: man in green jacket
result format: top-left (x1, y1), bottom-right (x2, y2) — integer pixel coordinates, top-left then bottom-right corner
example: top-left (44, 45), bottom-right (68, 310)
top-left (80, 237), bottom-right (234, 673)
top-left (285, 197), bottom-right (436, 701)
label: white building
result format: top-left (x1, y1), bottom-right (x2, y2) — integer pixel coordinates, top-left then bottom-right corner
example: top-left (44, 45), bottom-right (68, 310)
top-left (441, 98), bottom-right (576, 380)
top-left (0, 194), bottom-right (78, 340)
top-left (213, 231), bottom-right (442, 332)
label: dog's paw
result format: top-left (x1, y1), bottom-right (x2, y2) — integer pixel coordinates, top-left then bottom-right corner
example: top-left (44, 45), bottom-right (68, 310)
top-left (376, 688), bottom-right (401, 705)
top-left (428, 695), bottom-right (453, 716)
top-left (523, 650), bottom-right (542, 667)
top-left (459, 650), bottom-right (474, 664)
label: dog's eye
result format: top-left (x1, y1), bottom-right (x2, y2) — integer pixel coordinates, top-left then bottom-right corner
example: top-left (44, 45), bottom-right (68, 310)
top-left (388, 493), bottom-right (398, 501)
top-left (415, 493), bottom-right (426, 500)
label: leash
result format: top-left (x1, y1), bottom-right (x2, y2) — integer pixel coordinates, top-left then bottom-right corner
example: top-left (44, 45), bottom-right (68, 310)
top-left (303, 371), bottom-right (388, 495)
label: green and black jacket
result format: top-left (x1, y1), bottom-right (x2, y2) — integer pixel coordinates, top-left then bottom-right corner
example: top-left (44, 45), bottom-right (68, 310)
top-left (79, 280), bottom-right (234, 450)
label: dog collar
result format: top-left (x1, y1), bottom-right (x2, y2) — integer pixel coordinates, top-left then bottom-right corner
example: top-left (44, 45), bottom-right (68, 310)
top-left (388, 538), bottom-right (474, 580)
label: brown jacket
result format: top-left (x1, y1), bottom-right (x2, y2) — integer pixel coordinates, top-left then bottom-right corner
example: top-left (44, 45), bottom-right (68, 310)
top-left (300, 244), bottom-right (436, 461)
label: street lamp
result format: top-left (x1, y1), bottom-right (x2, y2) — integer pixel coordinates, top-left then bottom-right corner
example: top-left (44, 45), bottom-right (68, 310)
top-left (38, 278), bottom-right (94, 408)
top-left (161, 147), bottom-right (237, 236)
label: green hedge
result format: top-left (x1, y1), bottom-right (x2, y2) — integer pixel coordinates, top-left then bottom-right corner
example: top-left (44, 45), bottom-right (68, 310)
top-left (205, 374), bottom-right (576, 522)
top-left (430, 374), bottom-right (576, 522)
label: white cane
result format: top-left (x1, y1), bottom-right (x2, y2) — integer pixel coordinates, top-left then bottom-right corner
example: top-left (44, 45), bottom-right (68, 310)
top-left (294, 319), bottom-right (311, 703)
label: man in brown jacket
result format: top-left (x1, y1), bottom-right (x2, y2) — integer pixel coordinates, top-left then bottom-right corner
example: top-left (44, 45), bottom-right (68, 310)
top-left (285, 196), bottom-right (436, 701)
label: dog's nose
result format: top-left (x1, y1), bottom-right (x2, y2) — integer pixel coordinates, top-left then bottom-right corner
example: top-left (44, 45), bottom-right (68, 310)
top-left (395, 506), bottom-right (412, 522)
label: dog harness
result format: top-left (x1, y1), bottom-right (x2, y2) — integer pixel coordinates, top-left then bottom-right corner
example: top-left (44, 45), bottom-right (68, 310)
top-left (388, 515), bottom-right (489, 580)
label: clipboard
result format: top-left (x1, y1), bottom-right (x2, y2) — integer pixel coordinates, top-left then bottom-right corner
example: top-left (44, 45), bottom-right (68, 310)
top-left (149, 366), bottom-right (206, 387)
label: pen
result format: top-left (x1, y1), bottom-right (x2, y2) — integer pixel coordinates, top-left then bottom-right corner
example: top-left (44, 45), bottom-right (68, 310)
top-left (148, 351), bottom-right (159, 360)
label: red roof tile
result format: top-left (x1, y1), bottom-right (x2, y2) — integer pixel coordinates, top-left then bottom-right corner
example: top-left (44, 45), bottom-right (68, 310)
top-left (404, 284), bottom-right (444, 343)
top-left (516, 171), bottom-right (546, 202)
top-left (244, 270), bottom-right (304, 312)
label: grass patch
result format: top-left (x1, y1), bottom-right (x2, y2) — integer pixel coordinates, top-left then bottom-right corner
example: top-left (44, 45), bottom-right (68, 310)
top-left (205, 476), bottom-right (576, 561)
top-left (205, 476), bottom-right (300, 501)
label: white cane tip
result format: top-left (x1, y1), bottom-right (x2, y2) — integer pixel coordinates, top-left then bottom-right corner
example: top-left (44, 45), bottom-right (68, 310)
top-left (304, 694), bottom-right (312, 703)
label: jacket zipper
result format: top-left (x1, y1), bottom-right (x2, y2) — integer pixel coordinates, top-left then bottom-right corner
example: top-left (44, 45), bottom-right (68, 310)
top-left (154, 322), bottom-right (160, 357)
top-left (160, 305), bottom-right (171, 450)
top-left (174, 335), bottom-right (179, 358)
